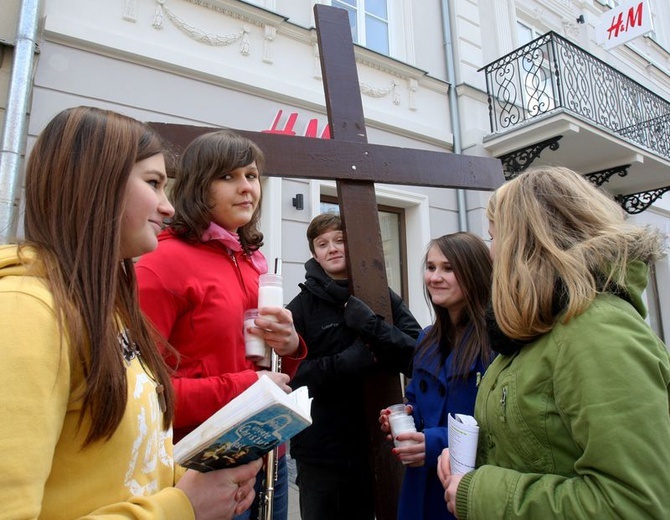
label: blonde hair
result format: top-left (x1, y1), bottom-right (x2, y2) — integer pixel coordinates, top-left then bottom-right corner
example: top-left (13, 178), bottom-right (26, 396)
top-left (487, 166), bottom-right (665, 340)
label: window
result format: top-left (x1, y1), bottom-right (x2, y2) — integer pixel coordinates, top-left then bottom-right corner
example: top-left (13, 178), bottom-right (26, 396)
top-left (320, 197), bottom-right (407, 300)
top-left (516, 21), bottom-right (540, 46)
top-left (516, 21), bottom-right (556, 117)
top-left (333, 0), bottom-right (390, 55)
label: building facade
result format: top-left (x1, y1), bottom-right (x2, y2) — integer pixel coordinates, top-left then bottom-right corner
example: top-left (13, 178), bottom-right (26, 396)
top-left (1, 0), bottom-right (669, 337)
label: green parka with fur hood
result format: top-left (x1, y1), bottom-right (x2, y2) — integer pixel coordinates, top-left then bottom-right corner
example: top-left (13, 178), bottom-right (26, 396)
top-left (456, 260), bottom-right (670, 519)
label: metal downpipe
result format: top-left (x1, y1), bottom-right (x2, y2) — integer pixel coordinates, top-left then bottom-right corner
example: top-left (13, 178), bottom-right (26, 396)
top-left (0, 0), bottom-right (42, 243)
top-left (440, 0), bottom-right (468, 232)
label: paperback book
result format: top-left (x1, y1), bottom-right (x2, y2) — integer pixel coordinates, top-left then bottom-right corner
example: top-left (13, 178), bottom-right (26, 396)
top-left (447, 413), bottom-right (479, 474)
top-left (174, 376), bottom-right (312, 472)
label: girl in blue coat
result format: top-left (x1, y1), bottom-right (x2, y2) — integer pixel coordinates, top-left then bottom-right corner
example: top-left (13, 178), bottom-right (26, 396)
top-left (380, 232), bottom-right (494, 520)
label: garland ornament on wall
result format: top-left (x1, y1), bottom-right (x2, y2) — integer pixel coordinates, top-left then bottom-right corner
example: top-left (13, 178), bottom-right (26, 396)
top-left (360, 80), bottom-right (400, 105)
top-left (123, 0), bottom-right (407, 106)
top-left (152, 0), bottom-right (250, 54)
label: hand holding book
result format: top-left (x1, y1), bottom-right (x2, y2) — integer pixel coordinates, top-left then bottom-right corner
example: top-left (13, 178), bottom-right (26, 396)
top-left (174, 376), bottom-right (312, 472)
top-left (447, 413), bottom-right (479, 474)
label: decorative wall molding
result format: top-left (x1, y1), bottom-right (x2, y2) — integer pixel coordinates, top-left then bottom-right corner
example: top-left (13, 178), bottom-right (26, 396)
top-left (355, 50), bottom-right (425, 82)
top-left (121, 0), bottom-right (287, 58)
top-left (311, 44), bottom-right (406, 107)
top-left (562, 19), bottom-right (580, 39)
top-left (123, 0), bottom-right (138, 22)
top-left (118, 0), bottom-right (441, 111)
top-left (408, 78), bottom-right (418, 111)
top-left (263, 25), bottom-right (276, 64)
top-left (153, 0), bottom-right (250, 53)
top-left (360, 80), bottom-right (400, 105)
top-left (183, 0), bottom-right (283, 28)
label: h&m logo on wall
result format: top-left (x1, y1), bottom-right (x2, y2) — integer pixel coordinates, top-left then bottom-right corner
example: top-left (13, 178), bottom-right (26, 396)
top-left (263, 110), bottom-right (331, 139)
top-left (596, 0), bottom-right (654, 51)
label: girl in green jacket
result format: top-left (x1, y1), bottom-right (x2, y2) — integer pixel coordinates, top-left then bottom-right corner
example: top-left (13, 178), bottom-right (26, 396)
top-left (438, 166), bottom-right (670, 519)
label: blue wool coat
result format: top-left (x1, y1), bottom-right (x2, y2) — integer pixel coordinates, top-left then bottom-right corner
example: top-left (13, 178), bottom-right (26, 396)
top-left (399, 327), bottom-right (489, 520)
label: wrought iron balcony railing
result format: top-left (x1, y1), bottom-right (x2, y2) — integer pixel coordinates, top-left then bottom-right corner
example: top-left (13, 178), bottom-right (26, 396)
top-left (480, 31), bottom-right (670, 161)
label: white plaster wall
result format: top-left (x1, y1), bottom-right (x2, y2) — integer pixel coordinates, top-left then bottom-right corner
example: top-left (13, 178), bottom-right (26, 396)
top-left (26, 0), bottom-right (464, 328)
top-left (41, 0), bottom-right (453, 146)
top-left (410, 1), bottom-right (447, 80)
top-left (19, 0), bottom-right (670, 333)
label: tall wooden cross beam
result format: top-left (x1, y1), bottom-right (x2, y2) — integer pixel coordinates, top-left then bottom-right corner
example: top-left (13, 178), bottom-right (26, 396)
top-left (150, 5), bottom-right (504, 519)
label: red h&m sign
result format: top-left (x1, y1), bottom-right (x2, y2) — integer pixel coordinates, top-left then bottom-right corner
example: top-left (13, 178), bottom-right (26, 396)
top-left (262, 110), bottom-right (331, 139)
top-left (596, 0), bottom-right (654, 51)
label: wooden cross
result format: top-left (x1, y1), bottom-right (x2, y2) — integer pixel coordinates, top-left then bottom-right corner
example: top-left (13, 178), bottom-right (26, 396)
top-left (150, 5), bottom-right (503, 519)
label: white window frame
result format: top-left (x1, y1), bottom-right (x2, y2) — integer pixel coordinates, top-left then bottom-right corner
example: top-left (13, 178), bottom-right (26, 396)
top-left (321, 0), bottom-right (412, 62)
top-left (516, 21), bottom-right (556, 117)
top-left (333, 0), bottom-right (390, 54)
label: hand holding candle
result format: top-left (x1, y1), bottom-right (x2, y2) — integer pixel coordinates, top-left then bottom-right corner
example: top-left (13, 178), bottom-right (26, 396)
top-left (253, 259), bottom-right (300, 358)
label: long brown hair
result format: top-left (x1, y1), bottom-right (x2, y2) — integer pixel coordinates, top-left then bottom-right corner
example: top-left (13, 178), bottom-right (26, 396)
top-left (22, 106), bottom-right (175, 444)
top-left (170, 129), bottom-right (265, 253)
top-left (416, 232), bottom-right (493, 376)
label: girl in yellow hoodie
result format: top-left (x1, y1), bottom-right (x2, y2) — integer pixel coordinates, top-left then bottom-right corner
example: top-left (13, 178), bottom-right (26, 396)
top-left (0, 106), bottom-right (261, 519)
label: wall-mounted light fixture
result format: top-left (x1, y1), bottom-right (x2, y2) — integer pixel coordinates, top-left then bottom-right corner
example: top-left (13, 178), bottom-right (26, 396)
top-left (292, 193), bottom-right (304, 210)
top-left (576, 14), bottom-right (585, 24)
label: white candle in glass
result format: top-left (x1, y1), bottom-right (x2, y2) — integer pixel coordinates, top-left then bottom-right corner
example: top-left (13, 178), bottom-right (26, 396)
top-left (258, 273), bottom-right (283, 322)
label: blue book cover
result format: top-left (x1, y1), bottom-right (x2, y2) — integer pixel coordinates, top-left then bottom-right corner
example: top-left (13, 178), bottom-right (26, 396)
top-left (174, 376), bottom-right (312, 472)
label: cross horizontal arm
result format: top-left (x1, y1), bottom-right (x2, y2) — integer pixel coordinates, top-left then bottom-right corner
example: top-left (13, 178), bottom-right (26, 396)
top-left (150, 123), bottom-right (504, 191)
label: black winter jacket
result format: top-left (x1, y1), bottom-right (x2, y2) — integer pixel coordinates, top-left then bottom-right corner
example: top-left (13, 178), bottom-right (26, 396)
top-left (287, 258), bottom-right (421, 467)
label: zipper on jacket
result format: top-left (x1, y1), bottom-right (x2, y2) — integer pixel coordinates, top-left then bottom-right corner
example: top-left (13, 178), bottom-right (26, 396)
top-left (228, 250), bottom-right (249, 299)
top-left (500, 386), bottom-right (507, 423)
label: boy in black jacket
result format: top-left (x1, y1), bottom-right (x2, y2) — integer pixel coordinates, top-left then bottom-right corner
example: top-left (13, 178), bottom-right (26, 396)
top-left (287, 213), bottom-right (421, 520)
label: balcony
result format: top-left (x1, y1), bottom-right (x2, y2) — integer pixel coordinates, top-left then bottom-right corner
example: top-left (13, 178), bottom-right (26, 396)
top-left (480, 31), bottom-right (670, 213)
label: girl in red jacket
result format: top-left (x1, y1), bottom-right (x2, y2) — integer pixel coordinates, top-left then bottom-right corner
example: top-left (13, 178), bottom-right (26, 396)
top-left (136, 130), bottom-right (306, 520)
